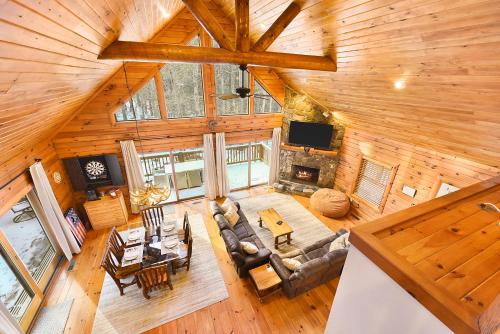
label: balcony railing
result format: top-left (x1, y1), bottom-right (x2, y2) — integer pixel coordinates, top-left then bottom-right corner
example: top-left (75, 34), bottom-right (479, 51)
top-left (141, 143), bottom-right (271, 177)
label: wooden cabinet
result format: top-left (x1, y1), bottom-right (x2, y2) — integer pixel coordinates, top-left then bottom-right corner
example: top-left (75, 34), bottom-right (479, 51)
top-left (83, 192), bottom-right (128, 230)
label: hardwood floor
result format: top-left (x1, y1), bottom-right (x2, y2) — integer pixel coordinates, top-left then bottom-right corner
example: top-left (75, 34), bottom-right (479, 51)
top-left (41, 186), bottom-right (362, 334)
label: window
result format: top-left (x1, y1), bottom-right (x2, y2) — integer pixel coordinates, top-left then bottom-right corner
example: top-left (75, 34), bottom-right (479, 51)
top-left (213, 39), bottom-right (249, 116)
top-left (354, 159), bottom-right (393, 208)
top-left (254, 80), bottom-right (281, 114)
top-left (115, 78), bottom-right (161, 121)
top-left (160, 36), bottom-right (205, 119)
top-left (0, 192), bottom-right (61, 330)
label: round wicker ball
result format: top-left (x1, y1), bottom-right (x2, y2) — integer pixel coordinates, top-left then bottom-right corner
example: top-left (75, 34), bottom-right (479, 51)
top-left (310, 188), bottom-right (350, 218)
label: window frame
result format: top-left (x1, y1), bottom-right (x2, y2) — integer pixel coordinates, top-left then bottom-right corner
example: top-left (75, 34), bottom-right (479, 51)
top-left (429, 176), bottom-right (461, 199)
top-left (0, 184), bottom-right (62, 331)
top-left (252, 78), bottom-right (283, 114)
top-left (350, 156), bottom-right (399, 214)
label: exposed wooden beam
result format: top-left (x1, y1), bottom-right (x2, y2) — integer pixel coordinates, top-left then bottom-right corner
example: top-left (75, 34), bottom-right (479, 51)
top-left (235, 0), bottom-right (250, 52)
top-left (182, 0), bottom-right (234, 51)
top-left (252, 2), bottom-right (301, 52)
top-left (99, 41), bottom-right (337, 72)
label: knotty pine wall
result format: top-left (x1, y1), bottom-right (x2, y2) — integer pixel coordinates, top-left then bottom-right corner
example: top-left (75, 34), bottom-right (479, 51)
top-left (0, 140), bottom-right (74, 216)
top-left (334, 128), bottom-right (500, 222)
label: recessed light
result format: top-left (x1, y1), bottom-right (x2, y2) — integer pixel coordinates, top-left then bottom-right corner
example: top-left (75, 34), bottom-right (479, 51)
top-left (394, 80), bottom-right (406, 90)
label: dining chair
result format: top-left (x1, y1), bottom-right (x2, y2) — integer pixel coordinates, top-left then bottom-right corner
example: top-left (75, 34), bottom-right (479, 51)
top-left (180, 212), bottom-right (191, 244)
top-left (101, 246), bottom-right (138, 295)
top-left (141, 206), bottom-right (164, 232)
top-left (172, 235), bottom-right (193, 274)
top-left (136, 264), bottom-right (173, 299)
top-left (108, 227), bottom-right (125, 261)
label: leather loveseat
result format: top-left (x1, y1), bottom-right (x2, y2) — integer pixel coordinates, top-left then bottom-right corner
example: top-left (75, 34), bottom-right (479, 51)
top-left (210, 201), bottom-right (271, 277)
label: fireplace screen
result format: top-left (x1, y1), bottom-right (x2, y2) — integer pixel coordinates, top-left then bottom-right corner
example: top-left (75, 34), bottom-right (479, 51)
top-left (291, 165), bottom-right (320, 184)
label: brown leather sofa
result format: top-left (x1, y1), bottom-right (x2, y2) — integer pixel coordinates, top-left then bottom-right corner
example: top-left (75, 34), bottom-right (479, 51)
top-left (210, 201), bottom-right (271, 277)
top-left (270, 230), bottom-right (349, 298)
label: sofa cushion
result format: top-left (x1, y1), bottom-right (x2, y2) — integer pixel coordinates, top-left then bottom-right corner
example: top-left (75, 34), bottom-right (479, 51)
top-left (283, 258), bottom-right (301, 271)
top-left (233, 220), bottom-right (255, 240)
top-left (240, 235), bottom-right (265, 249)
top-left (224, 206), bottom-right (240, 226)
top-left (221, 198), bottom-right (238, 213)
top-left (240, 241), bottom-right (259, 254)
top-left (221, 229), bottom-right (243, 254)
top-left (214, 214), bottom-right (234, 232)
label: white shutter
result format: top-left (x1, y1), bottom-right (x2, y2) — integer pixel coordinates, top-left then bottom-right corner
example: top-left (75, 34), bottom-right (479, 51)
top-left (354, 159), bottom-right (392, 207)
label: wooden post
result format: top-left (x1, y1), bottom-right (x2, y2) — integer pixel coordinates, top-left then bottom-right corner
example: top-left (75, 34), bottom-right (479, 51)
top-left (235, 0), bottom-right (250, 52)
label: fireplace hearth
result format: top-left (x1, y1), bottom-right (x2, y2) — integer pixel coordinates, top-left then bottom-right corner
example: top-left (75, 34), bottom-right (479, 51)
top-left (291, 165), bottom-right (320, 185)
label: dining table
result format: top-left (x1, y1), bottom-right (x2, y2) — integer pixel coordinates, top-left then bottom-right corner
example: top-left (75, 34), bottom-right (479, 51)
top-left (120, 215), bottom-right (183, 273)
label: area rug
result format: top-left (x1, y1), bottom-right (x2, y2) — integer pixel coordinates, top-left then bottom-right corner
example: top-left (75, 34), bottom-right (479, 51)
top-left (91, 214), bottom-right (228, 334)
top-left (237, 192), bottom-right (334, 255)
top-left (30, 299), bottom-right (73, 334)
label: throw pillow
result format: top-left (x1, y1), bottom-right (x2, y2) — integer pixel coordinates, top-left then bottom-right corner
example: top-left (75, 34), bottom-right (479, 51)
top-left (282, 258), bottom-right (301, 271)
top-left (221, 198), bottom-right (238, 213)
top-left (329, 233), bottom-right (351, 252)
top-left (240, 241), bottom-right (258, 254)
top-left (224, 207), bottom-right (240, 226)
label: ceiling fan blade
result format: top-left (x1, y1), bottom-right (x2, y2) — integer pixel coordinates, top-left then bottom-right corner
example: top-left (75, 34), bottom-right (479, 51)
top-left (219, 94), bottom-right (240, 100)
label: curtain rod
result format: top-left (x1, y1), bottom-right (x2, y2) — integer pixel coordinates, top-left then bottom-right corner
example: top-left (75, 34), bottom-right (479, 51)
top-left (0, 158), bottom-right (41, 191)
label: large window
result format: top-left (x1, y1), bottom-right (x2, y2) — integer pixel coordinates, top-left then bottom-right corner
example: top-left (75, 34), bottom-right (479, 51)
top-left (115, 78), bottom-right (161, 121)
top-left (354, 158), bottom-right (393, 209)
top-left (140, 147), bottom-right (205, 202)
top-left (0, 193), bottom-right (61, 330)
top-left (160, 36), bottom-right (205, 119)
top-left (254, 80), bottom-right (281, 114)
top-left (213, 39), bottom-right (249, 116)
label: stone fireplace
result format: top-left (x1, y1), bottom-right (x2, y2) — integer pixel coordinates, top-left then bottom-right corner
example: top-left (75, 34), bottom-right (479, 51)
top-left (280, 149), bottom-right (338, 189)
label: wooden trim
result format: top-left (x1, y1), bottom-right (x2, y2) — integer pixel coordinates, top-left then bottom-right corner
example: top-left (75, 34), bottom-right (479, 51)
top-left (280, 143), bottom-right (338, 157)
top-left (428, 176), bottom-right (461, 200)
top-left (252, 2), bottom-right (302, 52)
top-left (98, 42), bottom-right (337, 72)
top-left (349, 176), bottom-right (500, 334)
top-left (0, 174), bottom-right (33, 217)
top-left (249, 72), bottom-right (255, 117)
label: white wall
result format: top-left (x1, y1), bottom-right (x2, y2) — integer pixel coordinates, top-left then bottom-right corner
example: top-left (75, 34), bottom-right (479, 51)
top-left (325, 246), bottom-right (453, 334)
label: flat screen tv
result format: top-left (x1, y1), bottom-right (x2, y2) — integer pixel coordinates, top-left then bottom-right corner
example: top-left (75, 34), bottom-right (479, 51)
top-left (288, 121), bottom-right (333, 149)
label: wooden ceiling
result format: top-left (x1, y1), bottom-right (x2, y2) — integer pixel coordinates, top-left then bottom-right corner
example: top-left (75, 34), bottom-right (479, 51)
top-left (212, 0), bottom-right (500, 167)
top-left (0, 0), bottom-right (184, 166)
top-left (1, 0), bottom-right (499, 169)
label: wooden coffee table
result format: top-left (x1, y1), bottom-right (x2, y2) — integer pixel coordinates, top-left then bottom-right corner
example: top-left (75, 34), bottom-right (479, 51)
top-left (257, 208), bottom-right (293, 249)
top-left (249, 263), bottom-right (282, 302)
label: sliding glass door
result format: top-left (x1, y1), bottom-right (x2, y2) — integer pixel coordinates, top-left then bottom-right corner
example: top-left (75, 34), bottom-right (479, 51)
top-left (226, 139), bottom-right (273, 191)
top-left (0, 192), bottom-right (61, 331)
top-left (141, 147), bottom-right (206, 203)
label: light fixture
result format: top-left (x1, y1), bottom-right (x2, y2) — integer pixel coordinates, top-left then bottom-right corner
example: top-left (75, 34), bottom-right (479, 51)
top-left (394, 80), bottom-right (406, 90)
top-left (157, 4), bottom-right (171, 18)
top-left (122, 62), bottom-right (171, 207)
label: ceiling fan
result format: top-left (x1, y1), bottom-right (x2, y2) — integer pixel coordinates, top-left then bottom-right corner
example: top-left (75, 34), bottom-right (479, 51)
top-left (211, 64), bottom-right (270, 100)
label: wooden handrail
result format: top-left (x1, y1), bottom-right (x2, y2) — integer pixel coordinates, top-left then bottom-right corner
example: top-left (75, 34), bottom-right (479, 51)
top-left (349, 175), bottom-right (500, 334)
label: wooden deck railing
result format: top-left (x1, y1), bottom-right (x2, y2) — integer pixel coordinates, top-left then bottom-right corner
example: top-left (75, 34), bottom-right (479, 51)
top-left (141, 143), bottom-right (271, 177)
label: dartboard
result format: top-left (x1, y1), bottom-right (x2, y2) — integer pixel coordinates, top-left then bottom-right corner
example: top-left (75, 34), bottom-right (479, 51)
top-left (85, 160), bottom-right (106, 177)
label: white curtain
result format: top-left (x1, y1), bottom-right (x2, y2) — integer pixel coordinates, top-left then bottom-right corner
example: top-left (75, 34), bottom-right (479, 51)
top-left (215, 133), bottom-right (230, 197)
top-left (0, 302), bottom-right (22, 334)
top-left (268, 127), bottom-right (282, 186)
top-left (29, 162), bottom-right (80, 260)
top-left (120, 140), bottom-right (145, 214)
top-left (203, 134), bottom-right (218, 200)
